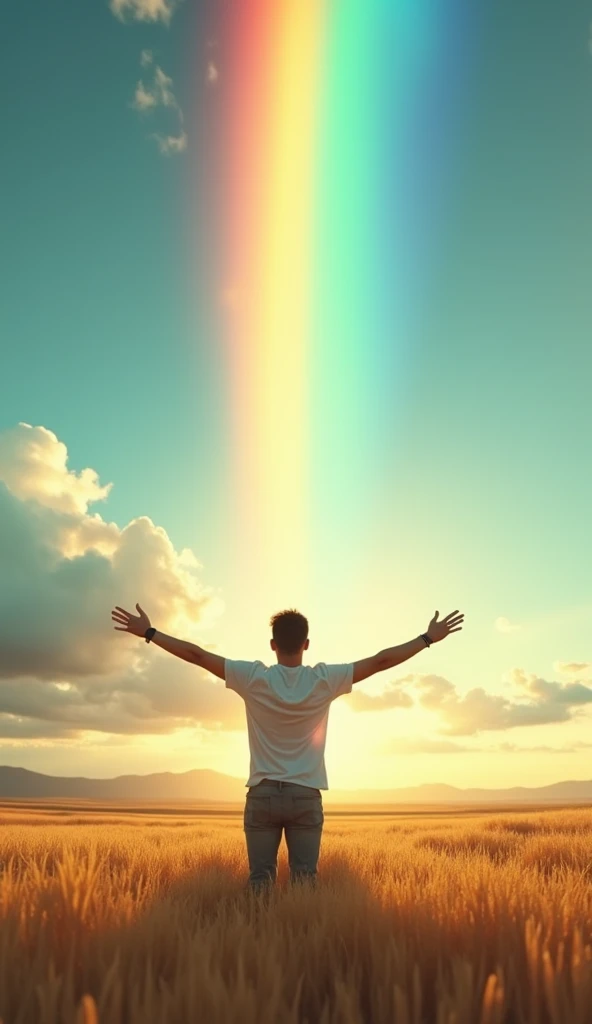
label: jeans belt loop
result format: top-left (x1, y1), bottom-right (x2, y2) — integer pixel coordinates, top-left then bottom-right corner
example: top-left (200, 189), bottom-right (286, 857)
top-left (279, 780), bottom-right (283, 791)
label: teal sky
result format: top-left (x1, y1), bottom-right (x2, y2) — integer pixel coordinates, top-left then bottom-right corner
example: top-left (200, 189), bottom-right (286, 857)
top-left (1, 0), bottom-right (591, 789)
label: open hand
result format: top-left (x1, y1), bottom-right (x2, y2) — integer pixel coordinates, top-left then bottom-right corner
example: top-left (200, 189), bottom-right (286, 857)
top-left (426, 609), bottom-right (464, 643)
top-left (111, 603), bottom-right (151, 638)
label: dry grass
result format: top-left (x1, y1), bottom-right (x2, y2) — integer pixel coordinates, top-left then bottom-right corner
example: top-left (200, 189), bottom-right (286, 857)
top-left (1, 801), bottom-right (592, 1023)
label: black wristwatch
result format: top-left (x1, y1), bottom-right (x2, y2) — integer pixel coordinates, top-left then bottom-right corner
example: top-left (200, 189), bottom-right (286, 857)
top-left (145, 627), bottom-right (156, 643)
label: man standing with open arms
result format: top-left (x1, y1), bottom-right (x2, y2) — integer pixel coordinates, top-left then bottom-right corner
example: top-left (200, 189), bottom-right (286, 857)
top-left (111, 603), bottom-right (464, 890)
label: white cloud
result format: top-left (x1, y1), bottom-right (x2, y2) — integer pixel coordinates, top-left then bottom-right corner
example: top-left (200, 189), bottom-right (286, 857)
top-left (130, 63), bottom-right (179, 111)
top-left (384, 737), bottom-right (592, 756)
top-left (207, 61), bottom-right (219, 85)
top-left (131, 81), bottom-right (157, 111)
top-left (414, 668), bottom-right (592, 736)
top-left (390, 738), bottom-right (472, 755)
top-left (0, 423), bottom-right (237, 740)
top-left (0, 656), bottom-right (244, 739)
top-left (0, 423), bottom-right (111, 516)
top-left (151, 131), bottom-right (187, 155)
top-left (109, 0), bottom-right (179, 25)
top-left (495, 741), bottom-right (592, 754)
top-left (495, 616), bottom-right (521, 633)
top-left (358, 661), bottom-right (592, 737)
top-left (129, 58), bottom-right (187, 156)
top-left (108, 0), bottom-right (190, 156)
top-left (554, 661), bottom-right (591, 676)
top-left (153, 66), bottom-right (177, 108)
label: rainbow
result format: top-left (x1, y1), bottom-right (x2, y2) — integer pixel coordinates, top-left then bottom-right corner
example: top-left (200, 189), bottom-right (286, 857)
top-left (195, 0), bottom-right (477, 602)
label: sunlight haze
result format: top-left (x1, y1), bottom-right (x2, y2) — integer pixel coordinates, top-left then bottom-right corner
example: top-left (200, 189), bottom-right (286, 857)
top-left (1, 0), bottom-right (591, 793)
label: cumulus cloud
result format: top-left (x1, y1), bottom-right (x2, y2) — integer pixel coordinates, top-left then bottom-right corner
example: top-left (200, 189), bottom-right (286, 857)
top-left (495, 616), bottom-right (521, 633)
top-left (207, 61), bottom-right (219, 85)
top-left (519, 675), bottom-right (592, 707)
top-left (110, 0), bottom-right (179, 25)
top-left (415, 669), bottom-right (592, 736)
top-left (344, 653), bottom-right (592, 739)
top-left (7, 424), bottom-right (587, 751)
top-left (0, 423), bottom-right (112, 515)
top-left (0, 657), bottom-right (244, 739)
top-left (0, 423), bottom-right (240, 740)
top-left (344, 661), bottom-right (592, 737)
top-left (140, 49), bottom-right (153, 67)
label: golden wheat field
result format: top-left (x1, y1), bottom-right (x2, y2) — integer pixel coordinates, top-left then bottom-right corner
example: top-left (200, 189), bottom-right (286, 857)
top-left (1, 800), bottom-right (592, 1024)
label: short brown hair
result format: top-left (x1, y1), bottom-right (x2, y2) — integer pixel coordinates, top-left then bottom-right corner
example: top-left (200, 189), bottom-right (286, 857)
top-left (270, 609), bottom-right (309, 655)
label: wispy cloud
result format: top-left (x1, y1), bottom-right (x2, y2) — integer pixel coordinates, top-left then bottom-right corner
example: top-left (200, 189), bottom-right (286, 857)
top-left (129, 56), bottom-right (186, 156)
top-left (153, 66), bottom-right (178, 108)
top-left (389, 738), bottom-right (472, 755)
top-left (130, 62), bottom-right (181, 112)
top-left (109, 0), bottom-right (187, 157)
top-left (345, 683), bottom-right (413, 712)
top-left (384, 737), bottom-right (592, 756)
top-left (151, 130), bottom-right (188, 155)
top-left (554, 660), bottom-right (591, 676)
top-left (109, 0), bottom-right (180, 25)
top-left (131, 81), bottom-right (158, 112)
top-left (495, 740), bottom-right (592, 754)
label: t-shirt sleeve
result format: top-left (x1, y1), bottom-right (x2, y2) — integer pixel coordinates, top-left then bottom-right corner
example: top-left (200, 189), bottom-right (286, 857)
top-left (325, 663), bottom-right (354, 700)
top-left (224, 659), bottom-right (259, 698)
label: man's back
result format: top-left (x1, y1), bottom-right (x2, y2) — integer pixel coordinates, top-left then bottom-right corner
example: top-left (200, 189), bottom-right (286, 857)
top-left (225, 660), bottom-right (353, 788)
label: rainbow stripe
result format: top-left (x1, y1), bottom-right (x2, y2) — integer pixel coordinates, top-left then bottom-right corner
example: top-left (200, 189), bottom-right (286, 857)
top-left (196, 0), bottom-right (477, 601)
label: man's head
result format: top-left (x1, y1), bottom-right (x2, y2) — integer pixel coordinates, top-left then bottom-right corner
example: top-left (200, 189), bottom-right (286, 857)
top-left (270, 608), bottom-right (309, 664)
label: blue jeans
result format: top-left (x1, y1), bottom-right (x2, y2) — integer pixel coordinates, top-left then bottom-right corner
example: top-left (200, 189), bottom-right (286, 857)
top-left (243, 779), bottom-right (324, 889)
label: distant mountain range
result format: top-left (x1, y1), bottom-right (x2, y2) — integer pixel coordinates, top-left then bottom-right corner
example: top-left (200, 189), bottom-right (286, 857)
top-left (0, 766), bottom-right (246, 801)
top-left (2, 766), bottom-right (592, 805)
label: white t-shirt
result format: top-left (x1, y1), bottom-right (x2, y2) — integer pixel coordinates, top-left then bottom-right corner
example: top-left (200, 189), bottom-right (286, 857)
top-left (225, 660), bottom-right (354, 789)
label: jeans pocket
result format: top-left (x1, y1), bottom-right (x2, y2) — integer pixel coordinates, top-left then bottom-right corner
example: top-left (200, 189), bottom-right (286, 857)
top-left (244, 795), bottom-right (272, 828)
top-left (290, 794), bottom-right (323, 829)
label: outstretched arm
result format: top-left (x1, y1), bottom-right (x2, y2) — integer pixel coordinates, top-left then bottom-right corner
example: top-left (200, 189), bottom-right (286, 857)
top-left (111, 603), bottom-right (226, 681)
top-left (352, 609), bottom-right (464, 684)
